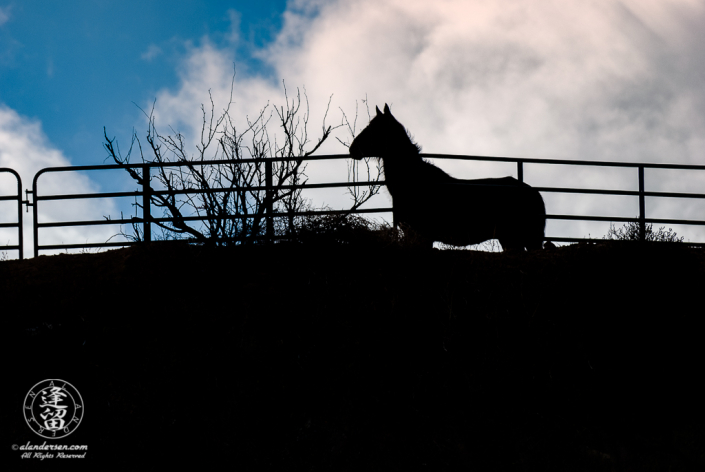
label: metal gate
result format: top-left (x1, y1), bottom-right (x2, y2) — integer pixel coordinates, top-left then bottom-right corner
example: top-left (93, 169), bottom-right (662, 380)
top-left (10, 154), bottom-right (705, 258)
top-left (0, 168), bottom-right (24, 259)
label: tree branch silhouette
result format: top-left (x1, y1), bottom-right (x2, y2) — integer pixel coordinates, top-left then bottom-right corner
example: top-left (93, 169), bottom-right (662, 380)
top-left (104, 77), bottom-right (382, 245)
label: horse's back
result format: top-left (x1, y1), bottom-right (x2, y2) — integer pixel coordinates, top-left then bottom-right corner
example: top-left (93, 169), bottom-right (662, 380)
top-left (446, 176), bottom-right (543, 210)
top-left (394, 174), bottom-right (546, 250)
top-left (431, 175), bottom-right (546, 249)
top-left (457, 175), bottom-right (529, 188)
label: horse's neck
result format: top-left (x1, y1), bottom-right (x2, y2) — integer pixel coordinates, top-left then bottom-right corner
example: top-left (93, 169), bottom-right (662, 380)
top-left (381, 148), bottom-right (446, 193)
top-left (381, 149), bottom-right (421, 175)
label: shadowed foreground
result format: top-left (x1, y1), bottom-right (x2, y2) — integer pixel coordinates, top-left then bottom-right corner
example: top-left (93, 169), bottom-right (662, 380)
top-left (1, 242), bottom-right (704, 470)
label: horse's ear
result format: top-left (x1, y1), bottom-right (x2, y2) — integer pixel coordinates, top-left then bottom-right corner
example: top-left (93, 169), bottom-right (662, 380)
top-left (375, 106), bottom-right (382, 116)
top-left (384, 104), bottom-right (391, 115)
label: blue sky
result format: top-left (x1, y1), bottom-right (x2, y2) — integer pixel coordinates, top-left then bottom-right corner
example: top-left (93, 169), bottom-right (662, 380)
top-left (2, 1), bottom-right (705, 257)
top-left (0, 0), bottom-right (286, 166)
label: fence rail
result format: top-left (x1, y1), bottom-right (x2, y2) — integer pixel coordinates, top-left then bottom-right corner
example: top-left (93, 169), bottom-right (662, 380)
top-left (9, 153), bottom-right (705, 258)
top-left (422, 153), bottom-right (705, 245)
top-left (0, 168), bottom-right (23, 259)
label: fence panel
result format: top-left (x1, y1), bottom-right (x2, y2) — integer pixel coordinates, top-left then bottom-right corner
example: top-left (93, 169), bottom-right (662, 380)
top-left (0, 168), bottom-right (24, 259)
top-left (27, 154), bottom-right (705, 257)
top-left (30, 156), bottom-right (392, 257)
top-left (423, 154), bottom-right (705, 245)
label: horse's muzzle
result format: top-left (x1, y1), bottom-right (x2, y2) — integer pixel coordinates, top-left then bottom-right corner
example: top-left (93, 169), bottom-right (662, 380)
top-left (348, 142), bottom-right (365, 160)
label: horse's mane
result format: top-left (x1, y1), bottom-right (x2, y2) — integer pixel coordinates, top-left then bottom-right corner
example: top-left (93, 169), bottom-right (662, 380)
top-left (408, 131), bottom-right (422, 154)
top-left (400, 126), bottom-right (422, 154)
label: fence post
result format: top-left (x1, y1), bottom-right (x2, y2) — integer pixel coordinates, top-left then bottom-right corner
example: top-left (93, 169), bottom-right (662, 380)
top-left (517, 160), bottom-right (524, 182)
top-left (32, 175), bottom-right (39, 258)
top-left (15, 173), bottom-right (23, 260)
top-left (638, 165), bottom-right (645, 242)
top-left (265, 159), bottom-right (273, 243)
top-left (143, 165), bottom-right (152, 243)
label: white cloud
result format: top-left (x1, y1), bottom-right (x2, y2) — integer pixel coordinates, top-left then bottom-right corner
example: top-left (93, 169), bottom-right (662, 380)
top-left (141, 44), bottom-right (163, 61)
top-left (263, 0), bottom-right (705, 159)
top-left (141, 0), bottom-right (705, 245)
top-left (0, 106), bottom-right (120, 258)
top-left (226, 9), bottom-right (241, 44)
top-left (0, 6), bottom-right (11, 27)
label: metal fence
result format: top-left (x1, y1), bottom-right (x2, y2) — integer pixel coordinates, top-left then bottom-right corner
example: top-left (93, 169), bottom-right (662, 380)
top-left (27, 155), bottom-right (392, 258)
top-left (423, 154), bottom-right (705, 245)
top-left (10, 154), bottom-right (705, 258)
top-left (0, 168), bottom-right (24, 259)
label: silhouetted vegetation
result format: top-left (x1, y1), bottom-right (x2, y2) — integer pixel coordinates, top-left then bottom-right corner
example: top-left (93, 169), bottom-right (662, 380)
top-left (2, 240), bottom-right (704, 470)
top-left (4, 93), bottom-right (703, 470)
top-left (103, 78), bottom-right (381, 245)
top-left (605, 221), bottom-right (685, 243)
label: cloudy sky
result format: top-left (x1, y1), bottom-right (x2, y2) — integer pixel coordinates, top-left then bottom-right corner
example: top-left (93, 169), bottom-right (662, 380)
top-left (1, 0), bottom-right (704, 257)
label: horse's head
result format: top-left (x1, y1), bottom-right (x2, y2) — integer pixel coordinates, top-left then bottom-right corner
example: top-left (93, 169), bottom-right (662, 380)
top-left (349, 104), bottom-right (408, 160)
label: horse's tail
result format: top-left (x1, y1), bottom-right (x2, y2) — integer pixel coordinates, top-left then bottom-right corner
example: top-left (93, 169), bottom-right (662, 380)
top-left (524, 184), bottom-right (546, 251)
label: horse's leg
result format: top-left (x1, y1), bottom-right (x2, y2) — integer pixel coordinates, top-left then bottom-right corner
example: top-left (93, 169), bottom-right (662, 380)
top-left (421, 236), bottom-right (435, 250)
top-left (523, 219), bottom-right (546, 251)
top-left (399, 223), bottom-right (434, 249)
top-left (495, 224), bottom-right (516, 251)
top-left (412, 232), bottom-right (434, 249)
top-left (498, 237), bottom-right (521, 252)
top-left (525, 238), bottom-right (544, 251)
top-left (501, 236), bottom-right (546, 251)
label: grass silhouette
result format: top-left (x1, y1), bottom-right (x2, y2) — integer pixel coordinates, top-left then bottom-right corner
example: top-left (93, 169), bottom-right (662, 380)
top-left (2, 240), bottom-right (704, 470)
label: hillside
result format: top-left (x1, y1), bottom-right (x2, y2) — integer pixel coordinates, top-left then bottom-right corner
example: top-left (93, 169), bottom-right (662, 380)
top-left (2, 241), bottom-right (704, 470)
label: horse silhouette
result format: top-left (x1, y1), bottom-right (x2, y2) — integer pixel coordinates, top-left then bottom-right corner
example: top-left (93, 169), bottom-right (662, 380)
top-left (349, 104), bottom-right (546, 250)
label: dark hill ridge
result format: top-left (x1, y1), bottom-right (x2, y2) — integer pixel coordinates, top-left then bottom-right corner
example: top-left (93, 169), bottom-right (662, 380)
top-left (1, 242), bottom-right (704, 470)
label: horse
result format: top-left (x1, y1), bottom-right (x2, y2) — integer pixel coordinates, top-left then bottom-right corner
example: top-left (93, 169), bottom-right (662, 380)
top-left (349, 104), bottom-right (546, 251)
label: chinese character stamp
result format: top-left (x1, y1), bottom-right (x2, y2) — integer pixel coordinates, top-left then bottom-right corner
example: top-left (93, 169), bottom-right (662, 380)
top-left (24, 379), bottom-right (84, 439)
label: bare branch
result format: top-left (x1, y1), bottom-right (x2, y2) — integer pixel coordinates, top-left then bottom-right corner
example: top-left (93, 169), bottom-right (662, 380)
top-left (104, 73), bottom-right (378, 245)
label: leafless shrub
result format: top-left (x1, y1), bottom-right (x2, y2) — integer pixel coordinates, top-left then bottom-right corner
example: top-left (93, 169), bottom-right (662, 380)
top-left (604, 221), bottom-right (684, 243)
top-left (337, 97), bottom-right (383, 212)
top-left (103, 75), bottom-right (382, 246)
